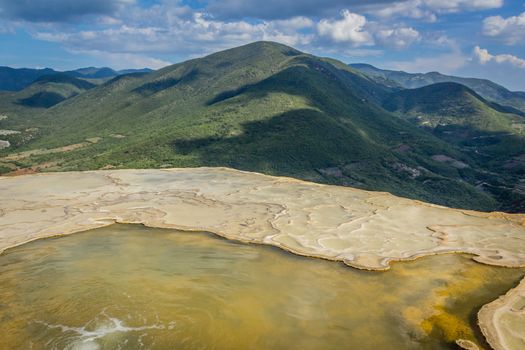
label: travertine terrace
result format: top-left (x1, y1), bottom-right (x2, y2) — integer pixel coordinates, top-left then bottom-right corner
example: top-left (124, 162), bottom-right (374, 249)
top-left (479, 278), bottom-right (525, 350)
top-left (1, 167), bottom-right (524, 349)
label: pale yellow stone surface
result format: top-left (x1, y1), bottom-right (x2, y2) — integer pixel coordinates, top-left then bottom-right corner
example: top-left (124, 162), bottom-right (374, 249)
top-left (479, 277), bottom-right (525, 350)
top-left (1, 167), bottom-right (525, 271)
top-left (1, 167), bottom-right (525, 350)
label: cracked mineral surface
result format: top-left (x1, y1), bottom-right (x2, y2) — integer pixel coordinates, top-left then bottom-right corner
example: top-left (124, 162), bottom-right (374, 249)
top-left (1, 167), bottom-right (524, 349)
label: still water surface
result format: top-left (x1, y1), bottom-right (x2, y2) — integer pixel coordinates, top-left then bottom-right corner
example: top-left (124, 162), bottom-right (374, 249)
top-left (0, 224), bottom-right (523, 349)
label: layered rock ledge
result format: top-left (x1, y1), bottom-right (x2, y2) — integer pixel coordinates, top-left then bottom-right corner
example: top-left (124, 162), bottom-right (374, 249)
top-left (479, 278), bottom-right (525, 350)
top-left (1, 167), bottom-right (524, 349)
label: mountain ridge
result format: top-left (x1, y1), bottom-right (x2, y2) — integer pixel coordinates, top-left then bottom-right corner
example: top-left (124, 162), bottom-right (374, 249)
top-left (350, 63), bottom-right (525, 112)
top-left (1, 41), bottom-right (523, 212)
top-left (0, 66), bottom-right (155, 91)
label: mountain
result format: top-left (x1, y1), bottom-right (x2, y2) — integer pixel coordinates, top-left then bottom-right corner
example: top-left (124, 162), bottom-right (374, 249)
top-left (383, 82), bottom-right (525, 136)
top-left (65, 67), bottom-right (118, 79)
top-left (350, 63), bottom-right (525, 112)
top-left (18, 74), bottom-right (96, 108)
top-left (66, 67), bottom-right (154, 79)
top-left (0, 73), bottom-right (97, 174)
top-left (0, 73), bottom-right (96, 135)
top-left (118, 68), bottom-right (154, 75)
top-left (0, 66), bottom-right (57, 91)
top-left (383, 82), bottom-right (525, 211)
top-left (0, 67), bottom-right (156, 92)
top-left (1, 41), bottom-right (523, 212)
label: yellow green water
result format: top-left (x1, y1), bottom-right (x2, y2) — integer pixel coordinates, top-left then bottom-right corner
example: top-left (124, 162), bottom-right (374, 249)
top-left (0, 224), bottom-right (523, 350)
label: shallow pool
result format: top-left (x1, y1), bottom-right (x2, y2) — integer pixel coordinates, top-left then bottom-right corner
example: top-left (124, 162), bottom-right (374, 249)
top-left (0, 224), bottom-right (523, 349)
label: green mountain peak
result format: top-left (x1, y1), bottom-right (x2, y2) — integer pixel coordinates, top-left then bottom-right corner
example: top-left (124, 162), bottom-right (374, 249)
top-left (1, 42), bottom-right (524, 212)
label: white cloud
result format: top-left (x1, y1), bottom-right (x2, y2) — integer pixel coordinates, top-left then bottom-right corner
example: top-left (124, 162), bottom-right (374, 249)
top-left (34, 5), bottom-right (316, 58)
top-left (261, 16), bottom-right (315, 46)
top-left (0, 19), bottom-right (14, 34)
top-left (375, 27), bottom-right (420, 49)
top-left (30, 4), bottom-right (420, 65)
top-left (371, 1), bottom-right (436, 21)
top-left (315, 10), bottom-right (421, 50)
top-left (342, 48), bottom-right (384, 57)
top-left (473, 46), bottom-right (525, 68)
top-left (424, 0), bottom-right (503, 12)
top-left (317, 10), bottom-right (374, 46)
top-left (97, 15), bottom-right (122, 26)
top-left (0, 0), bottom-right (136, 23)
top-left (271, 16), bottom-right (314, 31)
top-left (483, 12), bottom-right (525, 44)
top-left (77, 50), bottom-right (170, 69)
top-left (368, 0), bottom-right (502, 20)
top-left (431, 35), bottom-right (457, 47)
top-left (387, 47), bottom-right (468, 73)
top-left (38, 6), bottom-right (426, 59)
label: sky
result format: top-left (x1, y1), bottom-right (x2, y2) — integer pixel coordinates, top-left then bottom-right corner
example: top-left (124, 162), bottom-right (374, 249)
top-left (0, 0), bottom-right (525, 90)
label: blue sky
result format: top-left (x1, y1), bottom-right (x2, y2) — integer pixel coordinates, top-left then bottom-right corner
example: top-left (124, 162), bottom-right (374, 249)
top-left (1, 0), bottom-right (524, 90)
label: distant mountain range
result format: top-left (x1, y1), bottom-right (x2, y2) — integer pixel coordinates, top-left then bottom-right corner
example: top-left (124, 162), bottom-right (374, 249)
top-left (0, 66), bottom-right (154, 91)
top-left (350, 63), bottom-right (525, 112)
top-left (0, 42), bottom-right (523, 212)
top-left (0, 73), bottom-right (96, 119)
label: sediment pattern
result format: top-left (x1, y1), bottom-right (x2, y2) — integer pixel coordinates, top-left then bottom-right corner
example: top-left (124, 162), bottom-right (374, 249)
top-left (1, 167), bottom-right (524, 349)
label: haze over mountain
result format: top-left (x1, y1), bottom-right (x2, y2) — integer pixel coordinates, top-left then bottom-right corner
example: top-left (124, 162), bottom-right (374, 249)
top-left (1, 42), bottom-right (524, 212)
top-left (0, 67), bottom-right (57, 92)
top-left (351, 63), bottom-right (525, 113)
top-left (0, 66), bottom-right (153, 91)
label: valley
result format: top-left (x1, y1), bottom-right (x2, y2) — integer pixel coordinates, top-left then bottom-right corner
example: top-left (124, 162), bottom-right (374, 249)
top-left (0, 42), bottom-right (524, 212)
top-left (1, 38), bottom-right (524, 350)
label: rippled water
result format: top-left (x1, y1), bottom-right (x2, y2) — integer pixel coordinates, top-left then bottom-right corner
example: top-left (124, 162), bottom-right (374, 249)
top-left (0, 224), bottom-right (523, 350)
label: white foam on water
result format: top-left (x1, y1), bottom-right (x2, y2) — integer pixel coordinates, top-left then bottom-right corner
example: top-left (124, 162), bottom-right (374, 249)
top-left (34, 311), bottom-right (171, 350)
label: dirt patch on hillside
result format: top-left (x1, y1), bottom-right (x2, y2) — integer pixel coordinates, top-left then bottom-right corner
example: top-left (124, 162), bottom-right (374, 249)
top-left (431, 155), bottom-right (469, 169)
top-left (5, 161), bottom-right (62, 176)
top-left (1, 138), bottom-right (101, 162)
top-left (0, 130), bottom-right (20, 136)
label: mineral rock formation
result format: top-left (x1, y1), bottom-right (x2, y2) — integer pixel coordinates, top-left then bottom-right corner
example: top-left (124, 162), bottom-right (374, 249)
top-left (1, 167), bottom-right (525, 350)
top-left (479, 278), bottom-right (525, 350)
